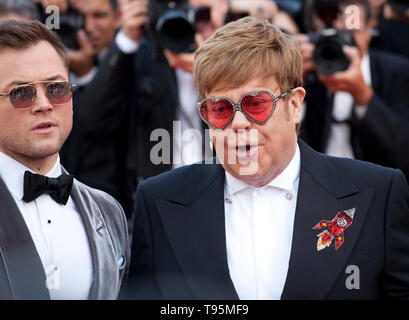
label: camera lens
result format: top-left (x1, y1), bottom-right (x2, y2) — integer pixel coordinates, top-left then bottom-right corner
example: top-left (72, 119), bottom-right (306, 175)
top-left (155, 6), bottom-right (196, 53)
top-left (157, 16), bottom-right (195, 53)
top-left (313, 41), bottom-right (349, 75)
top-left (310, 28), bottom-right (355, 75)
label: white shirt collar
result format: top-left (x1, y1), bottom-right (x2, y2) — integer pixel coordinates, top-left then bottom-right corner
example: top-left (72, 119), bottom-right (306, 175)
top-left (225, 144), bottom-right (301, 195)
top-left (0, 151), bottom-right (61, 200)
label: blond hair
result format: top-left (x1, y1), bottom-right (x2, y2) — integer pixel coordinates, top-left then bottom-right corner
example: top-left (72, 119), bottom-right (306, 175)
top-left (194, 17), bottom-right (303, 100)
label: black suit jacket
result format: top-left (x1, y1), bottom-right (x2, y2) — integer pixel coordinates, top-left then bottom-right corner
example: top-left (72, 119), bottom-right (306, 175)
top-left (124, 139), bottom-right (409, 299)
top-left (0, 170), bottom-right (130, 300)
top-left (300, 50), bottom-right (409, 179)
top-left (127, 39), bottom-right (177, 184)
top-left (371, 19), bottom-right (409, 60)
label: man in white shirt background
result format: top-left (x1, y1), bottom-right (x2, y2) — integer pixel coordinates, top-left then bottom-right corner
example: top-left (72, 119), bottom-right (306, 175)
top-left (0, 19), bottom-right (129, 299)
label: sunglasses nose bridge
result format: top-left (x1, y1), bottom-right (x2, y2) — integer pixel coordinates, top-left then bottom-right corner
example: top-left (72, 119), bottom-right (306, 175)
top-left (232, 100), bottom-right (252, 121)
top-left (230, 105), bottom-right (252, 130)
top-left (30, 85), bottom-right (54, 110)
top-left (232, 102), bottom-right (241, 111)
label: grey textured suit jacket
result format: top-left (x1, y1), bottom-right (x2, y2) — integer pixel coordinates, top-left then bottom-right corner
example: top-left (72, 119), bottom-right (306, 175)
top-left (0, 170), bottom-right (130, 299)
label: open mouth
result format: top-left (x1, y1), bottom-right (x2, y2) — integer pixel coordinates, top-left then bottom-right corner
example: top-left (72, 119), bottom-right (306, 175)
top-left (36, 124), bottom-right (53, 129)
top-left (237, 145), bottom-right (251, 152)
top-left (235, 145), bottom-right (258, 158)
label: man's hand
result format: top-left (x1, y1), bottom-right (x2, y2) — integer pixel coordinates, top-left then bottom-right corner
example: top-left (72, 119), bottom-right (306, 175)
top-left (68, 30), bottom-right (96, 77)
top-left (247, 0), bottom-right (278, 21)
top-left (119, 0), bottom-right (149, 43)
top-left (229, 0), bottom-right (278, 21)
top-left (189, 0), bottom-right (228, 29)
top-left (294, 34), bottom-right (316, 76)
top-left (318, 46), bottom-right (373, 106)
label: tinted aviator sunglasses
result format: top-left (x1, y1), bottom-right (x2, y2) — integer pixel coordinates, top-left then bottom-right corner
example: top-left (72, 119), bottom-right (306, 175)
top-left (0, 80), bottom-right (76, 109)
top-left (198, 89), bottom-right (292, 129)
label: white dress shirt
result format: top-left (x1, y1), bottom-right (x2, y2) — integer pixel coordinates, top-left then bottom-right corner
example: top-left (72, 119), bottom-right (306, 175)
top-left (0, 151), bottom-right (93, 300)
top-left (326, 53), bottom-right (372, 158)
top-left (224, 145), bottom-right (301, 300)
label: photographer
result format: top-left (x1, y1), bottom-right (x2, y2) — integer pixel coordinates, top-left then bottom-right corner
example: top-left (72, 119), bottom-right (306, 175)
top-left (50, 0), bottom-right (148, 219)
top-left (296, 0), bottom-right (409, 180)
top-left (127, 0), bottom-right (230, 190)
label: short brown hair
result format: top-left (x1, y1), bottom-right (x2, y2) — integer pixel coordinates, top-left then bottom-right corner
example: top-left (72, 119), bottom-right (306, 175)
top-left (0, 20), bottom-right (68, 70)
top-left (193, 16), bottom-right (303, 100)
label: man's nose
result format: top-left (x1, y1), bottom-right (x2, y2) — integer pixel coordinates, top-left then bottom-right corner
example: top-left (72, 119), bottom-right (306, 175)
top-left (230, 109), bottom-right (252, 131)
top-left (31, 88), bottom-right (53, 113)
top-left (84, 16), bottom-right (97, 33)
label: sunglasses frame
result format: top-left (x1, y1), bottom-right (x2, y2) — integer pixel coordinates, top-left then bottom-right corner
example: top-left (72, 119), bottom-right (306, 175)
top-left (198, 89), bottom-right (292, 129)
top-left (0, 80), bottom-right (77, 110)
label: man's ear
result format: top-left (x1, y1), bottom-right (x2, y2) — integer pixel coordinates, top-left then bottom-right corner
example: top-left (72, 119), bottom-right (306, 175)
top-left (289, 87), bottom-right (306, 124)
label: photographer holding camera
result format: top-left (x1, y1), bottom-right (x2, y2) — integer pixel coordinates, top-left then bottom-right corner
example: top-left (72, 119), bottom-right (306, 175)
top-left (296, 0), bottom-right (409, 180)
top-left (52, 0), bottom-right (148, 219)
top-left (126, 0), bottom-right (230, 191)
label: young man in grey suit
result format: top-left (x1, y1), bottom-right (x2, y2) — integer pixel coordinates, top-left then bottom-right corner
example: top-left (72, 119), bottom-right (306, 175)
top-left (125, 17), bottom-right (409, 300)
top-left (0, 20), bottom-right (129, 300)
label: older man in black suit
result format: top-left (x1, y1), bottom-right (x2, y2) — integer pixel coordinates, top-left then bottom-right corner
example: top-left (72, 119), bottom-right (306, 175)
top-left (0, 20), bottom-right (129, 299)
top-left (124, 16), bottom-right (409, 300)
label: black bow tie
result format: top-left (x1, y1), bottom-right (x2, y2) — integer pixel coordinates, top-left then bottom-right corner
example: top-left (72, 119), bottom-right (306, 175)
top-left (23, 171), bottom-right (73, 205)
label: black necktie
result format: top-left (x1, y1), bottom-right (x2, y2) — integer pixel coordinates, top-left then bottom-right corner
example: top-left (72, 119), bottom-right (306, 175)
top-left (23, 171), bottom-right (73, 205)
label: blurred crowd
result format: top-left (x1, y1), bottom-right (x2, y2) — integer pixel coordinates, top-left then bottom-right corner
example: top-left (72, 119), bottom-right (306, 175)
top-left (1, 0), bottom-right (408, 220)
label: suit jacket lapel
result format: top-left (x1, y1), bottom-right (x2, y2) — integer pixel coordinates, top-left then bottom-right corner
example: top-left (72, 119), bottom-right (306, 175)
top-left (69, 179), bottom-right (119, 299)
top-left (281, 140), bottom-right (374, 299)
top-left (0, 177), bottom-right (50, 299)
top-left (155, 163), bottom-right (239, 300)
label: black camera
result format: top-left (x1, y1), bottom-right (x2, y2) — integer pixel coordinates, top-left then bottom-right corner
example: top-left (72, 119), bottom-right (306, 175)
top-left (309, 28), bottom-right (355, 75)
top-left (308, 0), bottom-right (355, 75)
top-left (54, 6), bottom-right (84, 50)
top-left (148, 0), bottom-right (210, 53)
